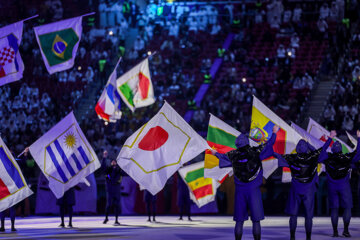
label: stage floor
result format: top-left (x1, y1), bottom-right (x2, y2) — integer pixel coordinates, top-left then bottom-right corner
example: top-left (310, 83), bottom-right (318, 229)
top-left (1, 216), bottom-right (360, 240)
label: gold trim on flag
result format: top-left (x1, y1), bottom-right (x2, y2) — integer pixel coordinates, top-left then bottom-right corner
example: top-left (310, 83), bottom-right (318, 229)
top-left (0, 145), bottom-right (27, 200)
top-left (123, 112), bottom-right (190, 174)
top-left (43, 123), bottom-right (96, 184)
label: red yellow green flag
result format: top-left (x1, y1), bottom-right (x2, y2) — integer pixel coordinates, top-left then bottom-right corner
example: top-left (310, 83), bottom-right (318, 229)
top-left (178, 161), bottom-right (219, 207)
top-left (204, 114), bottom-right (239, 182)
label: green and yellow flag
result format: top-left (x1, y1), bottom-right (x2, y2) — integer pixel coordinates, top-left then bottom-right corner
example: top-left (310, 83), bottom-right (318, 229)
top-left (178, 161), bottom-right (220, 208)
top-left (34, 16), bottom-right (83, 74)
top-left (204, 114), bottom-right (239, 182)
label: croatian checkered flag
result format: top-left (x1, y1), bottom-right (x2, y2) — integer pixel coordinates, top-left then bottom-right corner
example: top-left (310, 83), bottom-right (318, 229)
top-left (0, 21), bottom-right (25, 86)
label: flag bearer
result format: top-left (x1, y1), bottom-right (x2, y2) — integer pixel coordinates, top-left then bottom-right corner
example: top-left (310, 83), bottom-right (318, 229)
top-left (0, 207), bottom-right (16, 232)
top-left (144, 190), bottom-right (157, 222)
top-left (320, 130), bottom-right (360, 238)
top-left (177, 172), bottom-right (192, 221)
top-left (57, 187), bottom-right (76, 228)
top-left (273, 132), bottom-right (334, 240)
top-left (103, 157), bottom-right (123, 226)
top-left (211, 125), bottom-right (279, 240)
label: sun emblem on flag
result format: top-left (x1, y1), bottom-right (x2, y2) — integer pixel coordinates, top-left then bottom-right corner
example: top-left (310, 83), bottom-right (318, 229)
top-left (64, 132), bottom-right (76, 149)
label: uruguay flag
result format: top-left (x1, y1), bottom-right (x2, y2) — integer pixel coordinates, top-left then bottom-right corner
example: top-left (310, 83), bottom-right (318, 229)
top-left (0, 136), bottom-right (32, 212)
top-left (95, 58), bottom-right (122, 123)
top-left (29, 112), bottom-right (100, 198)
top-left (0, 21), bottom-right (25, 86)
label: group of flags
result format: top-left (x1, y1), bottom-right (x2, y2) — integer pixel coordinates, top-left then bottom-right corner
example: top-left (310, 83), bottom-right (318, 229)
top-left (0, 92), bottom-right (357, 211)
top-left (0, 15), bottom-right (85, 87)
top-left (0, 13), bottom-right (158, 211)
top-left (0, 14), bottom-right (156, 122)
top-left (1, 14), bottom-right (357, 211)
top-left (0, 111), bottom-right (100, 211)
top-left (95, 58), bottom-right (155, 123)
top-left (204, 96), bottom-right (356, 185)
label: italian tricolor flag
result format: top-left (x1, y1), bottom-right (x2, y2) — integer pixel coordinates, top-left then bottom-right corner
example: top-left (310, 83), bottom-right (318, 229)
top-left (204, 114), bottom-right (240, 182)
top-left (178, 161), bottom-right (219, 208)
top-left (116, 58), bottom-right (155, 112)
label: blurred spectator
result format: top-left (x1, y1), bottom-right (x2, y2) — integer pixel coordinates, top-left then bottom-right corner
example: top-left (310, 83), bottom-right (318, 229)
top-left (342, 115), bottom-right (354, 131)
top-left (290, 33), bottom-right (300, 48)
top-left (323, 104), bottom-right (336, 128)
top-left (169, 21), bottom-right (180, 38)
top-left (270, 15), bottom-right (280, 29)
top-left (277, 44), bottom-right (286, 64)
top-left (320, 3), bottom-right (330, 20)
top-left (133, 36), bottom-right (145, 52)
top-left (352, 66), bottom-right (360, 81)
top-left (283, 8), bottom-right (292, 24)
top-left (210, 23), bottom-right (221, 35)
top-left (302, 72), bottom-right (314, 89)
top-left (292, 4), bottom-right (302, 22)
top-left (293, 76), bottom-right (305, 89)
top-left (317, 17), bottom-right (328, 39)
top-left (329, 2), bottom-right (339, 22)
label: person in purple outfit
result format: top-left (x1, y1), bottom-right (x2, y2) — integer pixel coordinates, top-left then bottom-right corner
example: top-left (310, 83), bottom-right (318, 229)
top-left (273, 131), bottom-right (334, 240)
top-left (57, 187), bottom-right (75, 228)
top-left (177, 172), bottom-right (192, 221)
top-left (0, 207), bottom-right (16, 232)
top-left (319, 130), bottom-right (360, 238)
top-left (144, 190), bottom-right (156, 222)
top-left (211, 125), bottom-right (279, 240)
top-left (103, 159), bottom-right (123, 226)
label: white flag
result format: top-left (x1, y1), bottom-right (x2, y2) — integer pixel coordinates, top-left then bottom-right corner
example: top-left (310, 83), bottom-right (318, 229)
top-left (116, 58), bottom-right (155, 112)
top-left (95, 57), bottom-right (122, 122)
top-left (0, 136), bottom-right (32, 212)
top-left (291, 122), bottom-right (325, 150)
top-left (346, 131), bottom-right (357, 150)
top-left (29, 112), bottom-right (100, 198)
top-left (117, 102), bottom-right (209, 195)
top-left (307, 118), bottom-right (352, 153)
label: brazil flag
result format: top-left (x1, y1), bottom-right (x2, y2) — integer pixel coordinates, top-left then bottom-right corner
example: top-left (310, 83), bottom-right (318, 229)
top-left (38, 29), bottom-right (79, 67)
top-left (34, 16), bottom-right (83, 74)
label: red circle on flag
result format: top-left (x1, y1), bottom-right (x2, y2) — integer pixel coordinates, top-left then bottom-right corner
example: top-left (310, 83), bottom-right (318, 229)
top-left (138, 126), bottom-right (169, 151)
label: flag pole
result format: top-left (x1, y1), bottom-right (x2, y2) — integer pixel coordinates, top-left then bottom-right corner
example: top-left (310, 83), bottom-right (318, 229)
top-left (22, 15), bottom-right (39, 22)
top-left (106, 57), bottom-right (122, 81)
top-left (17, 149), bottom-right (26, 158)
top-left (114, 56), bottom-right (122, 70)
top-left (81, 12), bottom-right (96, 18)
top-left (147, 51), bottom-right (157, 58)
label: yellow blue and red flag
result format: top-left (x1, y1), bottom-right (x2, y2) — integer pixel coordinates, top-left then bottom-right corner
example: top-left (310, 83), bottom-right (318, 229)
top-left (250, 96), bottom-right (302, 180)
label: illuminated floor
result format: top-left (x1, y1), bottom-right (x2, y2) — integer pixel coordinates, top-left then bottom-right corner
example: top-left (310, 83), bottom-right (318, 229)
top-left (1, 216), bottom-right (360, 239)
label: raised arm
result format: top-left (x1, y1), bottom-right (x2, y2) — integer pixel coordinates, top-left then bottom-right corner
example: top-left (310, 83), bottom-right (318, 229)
top-left (273, 152), bottom-right (290, 167)
top-left (350, 130), bottom-right (360, 164)
top-left (259, 125), bottom-right (279, 160)
top-left (318, 130), bottom-right (335, 163)
top-left (214, 151), bottom-right (232, 168)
